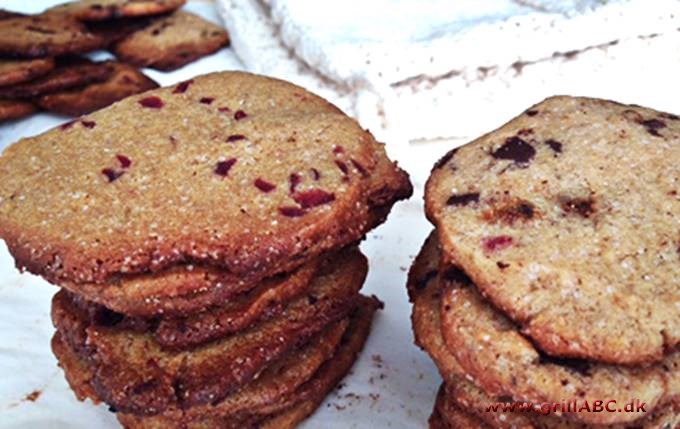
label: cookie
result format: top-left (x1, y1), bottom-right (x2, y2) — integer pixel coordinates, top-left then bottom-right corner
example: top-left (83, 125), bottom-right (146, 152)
top-left (0, 99), bottom-right (37, 122)
top-left (52, 247), bottom-right (365, 415)
top-left (439, 255), bottom-right (679, 425)
top-left (447, 377), bottom-right (680, 429)
top-left (0, 57), bottom-right (112, 99)
top-left (36, 61), bottom-right (158, 116)
top-left (425, 96), bottom-right (680, 365)
top-left (431, 384), bottom-right (489, 429)
top-left (410, 233), bottom-right (679, 426)
top-left (0, 9), bottom-right (25, 20)
top-left (112, 11), bottom-right (229, 71)
top-left (85, 16), bottom-right (152, 46)
top-left (54, 296), bottom-right (379, 427)
top-left (0, 58), bottom-right (55, 87)
top-left (48, 0), bottom-right (186, 21)
top-left (0, 71), bottom-right (411, 290)
top-left (0, 13), bottom-right (103, 58)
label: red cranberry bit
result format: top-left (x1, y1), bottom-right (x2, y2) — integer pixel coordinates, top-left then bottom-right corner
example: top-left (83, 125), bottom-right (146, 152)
top-left (254, 178), bottom-right (276, 193)
top-left (218, 106), bottom-right (231, 113)
top-left (289, 173), bottom-right (301, 193)
top-left (116, 154), bottom-right (132, 169)
top-left (226, 134), bottom-right (246, 143)
top-left (335, 159), bottom-right (349, 175)
top-left (199, 97), bottom-right (214, 105)
top-left (293, 189), bottom-right (335, 208)
top-left (310, 168), bottom-right (321, 180)
top-left (102, 168), bottom-right (124, 182)
top-left (214, 158), bottom-right (237, 177)
top-left (483, 235), bottom-right (514, 253)
top-left (351, 159), bottom-right (369, 177)
top-left (332, 145), bottom-right (344, 154)
top-left (139, 96), bottom-right (164, 108)
top-left (279, 206), bottom-right (306, 217)
top-left (59, 120), bottom-right (76, 130)
top-left (172, 79), bottom-right (193, 94)
top-left (81, 120), bottom-right (96, 129)
top-left (234, 110), bottom-right (247, 120)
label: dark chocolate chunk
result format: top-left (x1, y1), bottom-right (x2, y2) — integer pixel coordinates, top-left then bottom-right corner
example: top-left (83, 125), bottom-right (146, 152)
top-left (492, 137), bottom-right (536, 164)
top-left (446, 192), bottom-right (479, 207)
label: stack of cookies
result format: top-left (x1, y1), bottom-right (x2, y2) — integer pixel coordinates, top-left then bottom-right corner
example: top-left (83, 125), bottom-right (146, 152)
top-left (0, 71), bottom-right (412, 428)
top-left (409, 96), bottom-right (679, 428)
top-left (0, 0), bottom-right (230, 122)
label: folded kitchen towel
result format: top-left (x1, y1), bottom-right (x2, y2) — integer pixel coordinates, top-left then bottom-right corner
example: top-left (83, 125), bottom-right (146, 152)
top-left (217, 0), bottom-right (680, 156)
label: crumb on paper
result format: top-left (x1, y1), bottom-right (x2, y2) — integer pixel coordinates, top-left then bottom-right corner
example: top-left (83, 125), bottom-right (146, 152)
top-left (24, 390), bottom-right (41, 402)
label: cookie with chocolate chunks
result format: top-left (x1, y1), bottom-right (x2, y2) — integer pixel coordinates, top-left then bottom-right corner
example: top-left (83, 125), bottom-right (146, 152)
top-left (48, 0), bottom-right (185, 21)
top-left (0, 72), bottom-right (411, 302)
top-left (0, 13), bottom-right (103, 58)
top-left (112, 11), bottom-right (229, 71)
top-left (425, 96), bottom-right (680, 365)
top-left (410, 233), bottom-right (679, 427)
top-left (36, 61), bottom-right (158, 116)
top-left (0, 57), bottom-right (111, 99)
top-left (0, 58), bottom-right (55, 87)
top-left (0, 99), bottom-right (37, 122)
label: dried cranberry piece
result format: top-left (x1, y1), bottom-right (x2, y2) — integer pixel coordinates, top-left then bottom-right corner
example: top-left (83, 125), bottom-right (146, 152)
top-left (172, 80), bottom-right (193, 94)
top-left (138, 96), bottom-right (164, 108)
top-left (59, 120), bottom-right (76, 130)
top-left (254, 178), bottom-right (276, 193)
top-left (492, 137), bottom-right (535, 164)
top-left (102, 168), bottom-right (124, 182)
top-left (234, 110), bottom-right (247, 120)
top-left (335, 160), bottom-right (349, 175)
top-left (214, 158), bottom-right (237, 177)
top-left (483, 236), bottom-right (514, 253)
top-left (293, 189), bottom-right (335, 208)
top-left (332, 145), bottom-right (344, 154)
top-left (447, 192), bottom-right (479, 206)
top-left (81, 120), bottom-right (96, 129)
top-left (351, 159), bottom-right (369, 177)
top-left (218, 107), bottom-right (231, 113)
top-left (116, 155), bottom-right (132, 169)
top-left (279, 206), bottom-right (306, 217)
top-left (199, 97), bottom-right (214, 105)
top-left (310, 168), bottom-right (321, 180)
top-left (226, 135), bottom-right (246, 143)
top-left (289, 173), bottom-right (301, 193)
top-left (526, 109), bottom-right (539, 116)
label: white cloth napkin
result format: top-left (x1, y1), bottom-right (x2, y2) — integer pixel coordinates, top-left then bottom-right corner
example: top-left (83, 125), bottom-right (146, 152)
top-left (217, 0), bottom-right (680, 155)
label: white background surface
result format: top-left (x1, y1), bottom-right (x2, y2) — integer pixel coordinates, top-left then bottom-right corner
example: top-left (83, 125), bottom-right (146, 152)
top-left (0, 1), bottom-right (449, 428)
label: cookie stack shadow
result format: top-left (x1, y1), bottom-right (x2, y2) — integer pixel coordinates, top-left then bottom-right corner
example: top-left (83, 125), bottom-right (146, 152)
top-left (409, 97), bottom-right (679, 428)
top-left (0, 71), bottom-right (412, 428)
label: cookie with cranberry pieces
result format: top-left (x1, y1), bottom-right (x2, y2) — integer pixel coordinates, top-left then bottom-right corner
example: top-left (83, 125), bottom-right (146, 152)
top-left (425, 96), bottom-right (680, 365)
top-left (0, 71), bottom-right (411, 306)
top-left (112, 11), bottom-right (229, 71)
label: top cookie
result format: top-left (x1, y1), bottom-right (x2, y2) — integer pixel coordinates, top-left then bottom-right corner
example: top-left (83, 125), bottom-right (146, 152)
top-left (426, 96), bottom-right (679, 365)
top-left (0, 71), bottom-right (411, 285)
top-left (112, 11), bottom-right (230, 71)
top-left (48, 0), bottom-right (186, 21)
